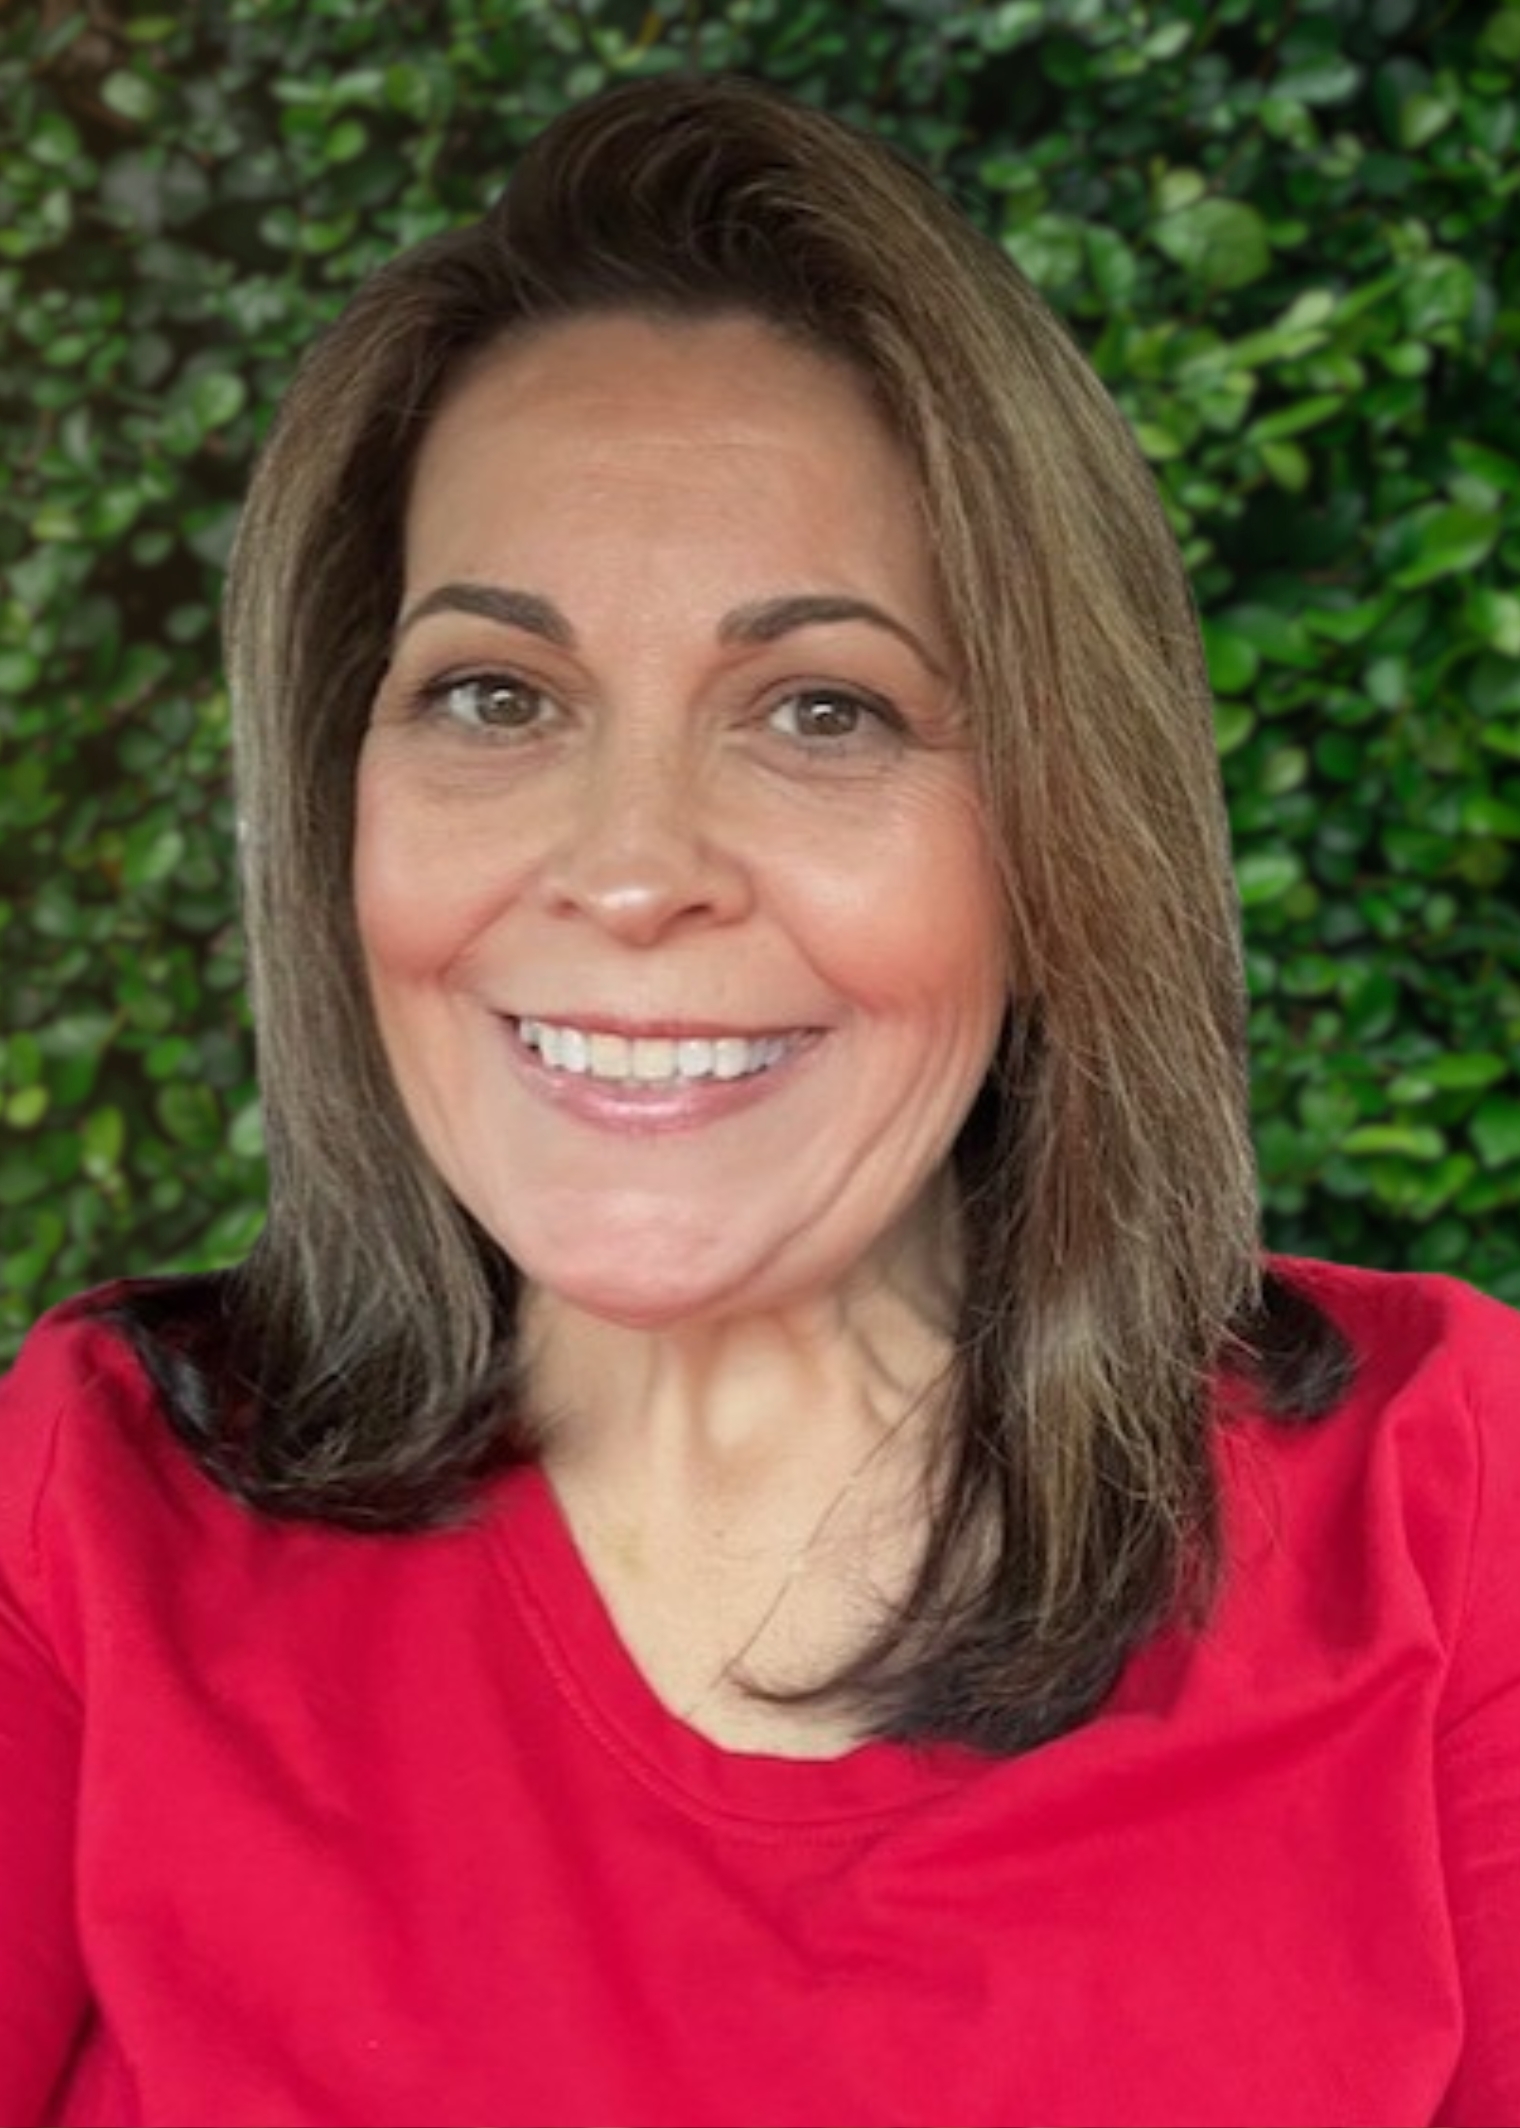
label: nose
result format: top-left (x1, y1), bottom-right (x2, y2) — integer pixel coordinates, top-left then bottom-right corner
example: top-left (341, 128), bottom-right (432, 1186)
top-left (535, 736), bottom-right (753, 947)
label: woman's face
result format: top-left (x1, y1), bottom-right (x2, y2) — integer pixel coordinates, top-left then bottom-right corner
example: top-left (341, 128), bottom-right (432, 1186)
top-left (356, 312), bottom-right (1007, 1326)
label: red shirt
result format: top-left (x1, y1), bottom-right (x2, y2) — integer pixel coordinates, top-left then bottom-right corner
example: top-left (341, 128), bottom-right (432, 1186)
top-left (1, 1258), bottom-right (1517, 2128)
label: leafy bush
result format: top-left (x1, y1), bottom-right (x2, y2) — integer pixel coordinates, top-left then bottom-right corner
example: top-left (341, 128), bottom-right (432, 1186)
top-left (3, 0), bottom-right (1519, 1359)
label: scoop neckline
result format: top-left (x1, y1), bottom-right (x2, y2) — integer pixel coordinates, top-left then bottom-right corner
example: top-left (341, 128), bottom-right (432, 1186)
top-left (487, 1462), bottom-right (987, 1836)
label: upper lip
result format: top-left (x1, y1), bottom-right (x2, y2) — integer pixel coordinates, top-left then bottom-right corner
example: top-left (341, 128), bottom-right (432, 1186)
top-left (507, 1012), bottom-right (814, 1041)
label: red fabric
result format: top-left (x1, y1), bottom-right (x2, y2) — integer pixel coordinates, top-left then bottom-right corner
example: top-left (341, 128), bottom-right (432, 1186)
top-left (1, 1259), bottom-right (1517, 2128)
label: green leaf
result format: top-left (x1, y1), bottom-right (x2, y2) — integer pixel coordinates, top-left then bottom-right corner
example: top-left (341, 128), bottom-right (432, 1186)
top-left (81, 1106), bottom-right (125, 1175)
top-left (1259, 96), bottom-right (1315, 145)
top-left (1340, 967), bottom-right (1400, 1041)
top-left (1398, 92), bottom-right (1456, 148)
top-left (44, 1014), bottom-right (114, 1061)
top-left (1314, 732), bottom-right (1364, 781)
top-left (1085, 226), bottom-right (1137, 307)
top-left (1248, 394), bottom-right (1344, 444)
top-left (1304, 597), bottom-right (1394, 646)
top-left (1451, 440), bottom-right (1520, 495)
top-left (1214, 703), bottom-right (1255, 755)
top-left (1343, 1124), bottom-right (1447, 1162)
top-left (99, 69), bottom-right (162, 125)
top-left (228, 1102), bottom-right (266, 1160)
top-left (1227, 323), bottom-right (1331, 371)
top-left (1472, 655), bottom-right (1520, 720)
top-left (1002, 212), bottom-right (1087, 291)
top-left (1260, 441), bottom-right (1310, 492)
top-left (1133, 420), bottom-right (1185, 462)
top-left (122, 821), bottom-right (186, 887)
top-left (0, 649), bottom-right (41, 694)
top-left (1463, 793), bottom-right (1520, 840)
top-left (156, 1083), bottom-right (221, 1148)
top-left (1381, 342), bottom-right (1431, 380)
top-left (1479, 7), bottom-right (1520, 62)
top-left (1260, 746), bottom-right (1308, 797)
top-left (195, 1204), bottom-right (268, 1262)
top-left (1471, 1097), bottom-right (1520, 1169)
top-left (1467, 593), bottom-right (1520, 658)
top-left (30, 112), bottom-right (83, 169)
top-left (5, 1086), bottom-right (49, 1129)
top-left (29, 506), bottom-right (81, 543)
top-left (1281, 954), bottom-right (1341, 998)
top-left (1201, 621), bottom-right (1260, 696)
top-left (1277, 56), bottom-right (1361, 106)
top-left (1235, 850), bottom-right (1303, 906)
top-left (1392, 505), bottom-right (1500, 590)
top-left (190, 372), bottom-right (248, 431)
top-left (325, 118), bottom-right (368, 165)
top-left (1151, 199), bottom-right (1271, 291)
top-left (1154, 169), bottom-right (1207, 216)
top-left (384, 62), bottom-right (438, 119)
top-left (1421, 1054), bottom-right (1510, 1093)
top-left (0, 1155), bottom-right (53, 1208)
top-left (1218, 604), bottom-right (1319, 670)
top-left (1401, 253), bottom-right (1477, 337)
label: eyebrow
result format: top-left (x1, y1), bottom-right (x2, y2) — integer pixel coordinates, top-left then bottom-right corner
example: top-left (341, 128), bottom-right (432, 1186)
top-left (392, 582), bottom-right (949, 678)
top-left (719, 594), bottom-right (949, 679)
top-left (393, 583), bottom-right (575, 650)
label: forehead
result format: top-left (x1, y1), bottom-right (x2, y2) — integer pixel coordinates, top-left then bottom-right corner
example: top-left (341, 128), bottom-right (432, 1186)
top-left (422, 309), bottom-right (897, 461)
top-left (402, 312), bottom-right (935, 594)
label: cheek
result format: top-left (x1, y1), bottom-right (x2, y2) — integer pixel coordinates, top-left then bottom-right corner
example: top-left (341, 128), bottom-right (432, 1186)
top-left (352, 757), bottom-right (514, 990)
top-left (352, 782), bottom-right (430, 990)
top-left (781, 797), bottom-right (1006, 1027)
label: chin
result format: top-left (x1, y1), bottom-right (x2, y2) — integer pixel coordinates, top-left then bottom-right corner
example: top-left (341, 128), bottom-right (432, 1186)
top-left (495, 1228), bottom-right (732, 1329)
top-left (525, 1267), bottom-right (735, 1332)
top-left (482, 1189), bottom-right (761, 1325)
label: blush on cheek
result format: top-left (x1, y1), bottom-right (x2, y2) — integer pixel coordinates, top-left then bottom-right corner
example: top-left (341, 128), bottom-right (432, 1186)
top-left (354, 812), bottom-right (458, 985)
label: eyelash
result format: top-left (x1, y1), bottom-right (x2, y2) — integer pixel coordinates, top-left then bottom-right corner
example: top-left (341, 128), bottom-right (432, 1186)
top-left (411, 672), bottom-right (909, 749)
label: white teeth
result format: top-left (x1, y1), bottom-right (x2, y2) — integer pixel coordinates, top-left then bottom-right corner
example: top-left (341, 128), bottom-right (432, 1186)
top-left (517, 1019), bottom-right (794, 1085)
top-left (632, 1037), bottom-right (675, 1082)
top-left (677, 1038), bottom-right (714, 1080)
top-left (713, 1037), bottom-right (749, 1081)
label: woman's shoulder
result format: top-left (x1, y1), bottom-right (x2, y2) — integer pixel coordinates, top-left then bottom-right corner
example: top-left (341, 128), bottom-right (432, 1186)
top-left (0, 1280), bottom-right (161, 1478)
top-left (1241, 1256), bottom-right (1520, 1705)
top-left (0, 1281), bottom-right (235, 1636)
top-left (1251, 1251), bottom-right (1515, 1472)
top-left (1268, 1251), bottom-right (1520, 1422)
top-left (1272, 1247), bottom-right (1520, 1338)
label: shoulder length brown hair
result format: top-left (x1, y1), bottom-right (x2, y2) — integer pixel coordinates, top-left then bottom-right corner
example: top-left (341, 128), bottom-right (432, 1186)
top-left (116, 74), bottom-right (1351, 1755)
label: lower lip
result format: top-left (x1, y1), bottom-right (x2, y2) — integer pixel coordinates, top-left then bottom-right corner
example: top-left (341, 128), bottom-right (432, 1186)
top-left (499, 1021), bottom-right (818, 1135)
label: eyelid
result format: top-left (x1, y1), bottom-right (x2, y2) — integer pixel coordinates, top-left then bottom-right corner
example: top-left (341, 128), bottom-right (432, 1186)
top-left (412, 658), bottom-right (547, 693)
top-left (396, 635), bottom-right (566, 691)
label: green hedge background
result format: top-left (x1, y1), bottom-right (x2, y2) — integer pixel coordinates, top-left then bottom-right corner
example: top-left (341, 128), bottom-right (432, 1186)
top-left (3, 0), bottom-right (1520, 1361)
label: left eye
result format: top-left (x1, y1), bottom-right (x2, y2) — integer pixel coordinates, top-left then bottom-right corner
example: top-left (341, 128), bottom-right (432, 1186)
top-left (432, 675), bottom-right (550, 729)
top-left (767, 688), bottom-right (895, 742)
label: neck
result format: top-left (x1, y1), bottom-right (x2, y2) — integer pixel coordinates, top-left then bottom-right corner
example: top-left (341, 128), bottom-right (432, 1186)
top-left (520, 1175), bottom-right (963, 1509)
top-left (516, 1179), bottom-right (966, 1752)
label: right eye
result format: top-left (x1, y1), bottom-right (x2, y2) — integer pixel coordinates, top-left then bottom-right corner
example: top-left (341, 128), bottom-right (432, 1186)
top-left (423, 674), bottom-right (553, 731)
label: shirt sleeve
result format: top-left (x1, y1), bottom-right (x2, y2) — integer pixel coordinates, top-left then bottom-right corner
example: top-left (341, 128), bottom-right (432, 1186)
top-left (0, 1321), bottom-right (91, 2126)
top-left (1433, 1289), bottom-right (1520, 2126)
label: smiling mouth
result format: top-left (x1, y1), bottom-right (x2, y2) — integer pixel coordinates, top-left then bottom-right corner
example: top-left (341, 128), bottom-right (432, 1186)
top-left (513, 1018), bottom-right (807, 1086)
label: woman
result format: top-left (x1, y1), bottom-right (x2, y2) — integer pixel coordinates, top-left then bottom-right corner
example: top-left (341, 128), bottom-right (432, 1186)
top-left (1, 74), bottom-right (1516, 2128)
